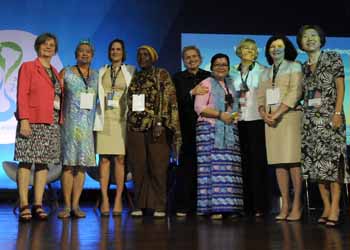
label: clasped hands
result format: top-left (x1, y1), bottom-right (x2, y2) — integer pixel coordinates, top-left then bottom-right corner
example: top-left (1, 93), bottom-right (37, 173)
top-left (262, 111), bottom-right (280, 127)
top-left (219, 112), bottom-right (239, 125)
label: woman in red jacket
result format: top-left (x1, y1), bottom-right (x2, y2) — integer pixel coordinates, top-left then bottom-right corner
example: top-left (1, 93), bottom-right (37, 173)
top-left (14, 33), bottom-right (63, 221)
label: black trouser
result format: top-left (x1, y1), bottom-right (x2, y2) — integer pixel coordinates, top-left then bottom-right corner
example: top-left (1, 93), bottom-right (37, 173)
top-left (238, 120), bottom-right (269, 214)
top-left (173, 148), bottom-right (197, 213)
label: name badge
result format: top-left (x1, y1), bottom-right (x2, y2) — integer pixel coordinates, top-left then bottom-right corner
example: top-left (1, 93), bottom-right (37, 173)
top-left (308, 90), bottom-right (321, 107)
top-left (239, 98), bottom-right (247, 104)
top-left (239, 91), bottom-right (247, 107)
top-left (107, 100), bottom-right (119, 108)
top-left (266, 88), bottom-right (280, 105)
top-left (54, 95), bottom-right (60, 110)
top-left (308, 98), bottom-right (321, 107)
top-left (132, 94), bottom-right (145, 111)
top-left (239, 107), bottom-right (247, 120)
top-left (80, 92), bottom-right (94, 110)
top-left (106, 92), bottom-right (119, 108)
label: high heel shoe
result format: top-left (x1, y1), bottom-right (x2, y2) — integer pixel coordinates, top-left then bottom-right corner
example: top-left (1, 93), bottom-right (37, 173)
top-left (100, 210), bottom-right (110, 217)
top-left (286, 208), bottom-right (303, 222)
top-left (100, 200), bottom-right (110, 217)
top-left (71, 207), bottom-right (86, 218)
top-left (317, 216), bottom-right (328, 224)
top-left (326, 219), bottom-right (340, 227)
top-left (325, 210), bottom-right (340, 227)
top-left (112, 211), bottom-right (122, 217)
top-left (275, 213), bottom-right (288, 221)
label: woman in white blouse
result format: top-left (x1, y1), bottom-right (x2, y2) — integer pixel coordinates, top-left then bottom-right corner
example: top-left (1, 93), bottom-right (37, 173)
top-left (233, 38), bottom-right (268, 217)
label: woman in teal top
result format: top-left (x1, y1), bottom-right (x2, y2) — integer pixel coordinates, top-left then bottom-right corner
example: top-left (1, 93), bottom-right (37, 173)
top-left (58, 40), bottom-right (98, 219)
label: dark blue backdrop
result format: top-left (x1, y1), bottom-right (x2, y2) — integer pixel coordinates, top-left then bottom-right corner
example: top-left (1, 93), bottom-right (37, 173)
top-left (0, 0), bottom-right (183, 188)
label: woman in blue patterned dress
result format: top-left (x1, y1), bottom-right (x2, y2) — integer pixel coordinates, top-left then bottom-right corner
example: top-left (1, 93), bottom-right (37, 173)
top-left (58, 40), bottom-right (98, 218)
top-left (194, 53), bottom-right (243, 219)
top-left (297, 25), bottom-right (348, 226)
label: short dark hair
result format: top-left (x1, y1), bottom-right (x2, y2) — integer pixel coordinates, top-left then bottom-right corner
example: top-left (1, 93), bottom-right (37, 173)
top-left (210, 53), bottom-right (230, 70)
top-left (264, 35), bottom-right (297, 65)
top-left (182, 45), bottom-right (202, 60)
top-left (296, 25), bottom-right (326, 51)
top-left (34, 33), bottom-right (58, 55)
top-left (108, 39), bottom-right (126, 62)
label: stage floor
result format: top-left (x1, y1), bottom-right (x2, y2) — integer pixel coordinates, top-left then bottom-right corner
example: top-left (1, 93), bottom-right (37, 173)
top-left (0, 204), bottom-right (349, 250)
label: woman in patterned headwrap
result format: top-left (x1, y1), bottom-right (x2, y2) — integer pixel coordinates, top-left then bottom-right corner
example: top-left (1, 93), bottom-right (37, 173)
top-left (127, 45), bottom-right (181, 218)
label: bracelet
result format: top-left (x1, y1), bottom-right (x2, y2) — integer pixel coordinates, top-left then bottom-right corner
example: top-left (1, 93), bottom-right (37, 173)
top-left (335, 111), bottom-right (341, 115)
top-left (218, 111), bottom-right (222, 119)
top-left (232, 112), bottom-right (239, 120)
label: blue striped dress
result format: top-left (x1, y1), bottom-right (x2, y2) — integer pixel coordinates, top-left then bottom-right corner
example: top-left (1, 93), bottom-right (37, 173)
top-left (196, 120), bottom-right (243, 214)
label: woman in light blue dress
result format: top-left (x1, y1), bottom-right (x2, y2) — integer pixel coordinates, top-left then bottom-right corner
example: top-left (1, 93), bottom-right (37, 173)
top-left (58, 40), bottom-right (98, 218)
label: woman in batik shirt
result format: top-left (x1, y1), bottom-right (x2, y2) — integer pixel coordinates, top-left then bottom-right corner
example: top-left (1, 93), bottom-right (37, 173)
top-left (127, 45), bottom-right (181, 218)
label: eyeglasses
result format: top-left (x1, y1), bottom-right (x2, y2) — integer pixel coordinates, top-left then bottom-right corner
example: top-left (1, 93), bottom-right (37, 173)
top-left (213, 64), bottom-right (229, 68)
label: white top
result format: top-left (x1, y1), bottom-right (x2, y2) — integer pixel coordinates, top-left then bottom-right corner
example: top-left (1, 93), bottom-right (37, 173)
top-left (232, 62), bottom-right (266, 121)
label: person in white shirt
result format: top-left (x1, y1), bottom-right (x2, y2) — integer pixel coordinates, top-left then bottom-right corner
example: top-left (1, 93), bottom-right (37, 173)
top-left (233, 38), bottom-right (269, 217)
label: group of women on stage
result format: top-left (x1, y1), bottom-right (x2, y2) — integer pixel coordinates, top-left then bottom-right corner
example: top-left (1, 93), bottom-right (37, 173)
top-left (14, 25), bottom-right (348, 227)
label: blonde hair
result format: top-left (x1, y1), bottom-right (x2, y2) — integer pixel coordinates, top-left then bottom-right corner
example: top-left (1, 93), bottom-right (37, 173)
top-left (235, 38), bottom-right (258, 60)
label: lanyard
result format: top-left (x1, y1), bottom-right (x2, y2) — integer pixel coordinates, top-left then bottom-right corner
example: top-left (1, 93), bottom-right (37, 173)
top-left (76, 65), bottom-right (90, 91)
top-left (110, 65), bottom-right (122, 88)
top-left (45, 66), bottom-right (56, 86)
top-left (215, 77), bottom-right (233, 111)
top-left (272, 61), bottom-right (283, 87)
top-left (268, 62), bottom-right (282, 113)
top-left (240, 70), bottom-right (250, 92)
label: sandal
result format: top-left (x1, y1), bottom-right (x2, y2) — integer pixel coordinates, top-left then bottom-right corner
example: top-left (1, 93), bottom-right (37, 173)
top-left (317, 216), bottom-right (328, 224)
top-left (19, 205), bottom-right (32, 222)
top-left (71, 208), bottom-right (86, 218)
top-left (58, 207), bottom-right (71, 219)
top-left (31, 205), bottom-right (48, 220)
top-left (326, 219), bottom-right (340, 227)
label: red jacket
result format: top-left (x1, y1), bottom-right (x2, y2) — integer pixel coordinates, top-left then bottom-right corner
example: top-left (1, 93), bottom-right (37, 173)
top-left (16, 58), bottom-right (64, 124)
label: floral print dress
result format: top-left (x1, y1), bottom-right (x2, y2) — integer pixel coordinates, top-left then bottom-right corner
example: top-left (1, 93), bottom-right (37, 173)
top-left (301, 51), bottom-right (349, 182)
top-left (61, 67), bottom-right (98, 167)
